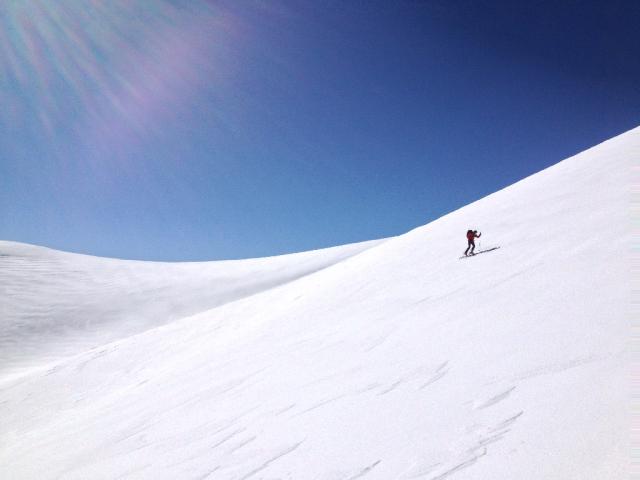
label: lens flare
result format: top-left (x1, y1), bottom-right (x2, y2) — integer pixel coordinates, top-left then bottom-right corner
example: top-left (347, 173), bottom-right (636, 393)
top-left (0, 0), bottom-right (239, 158)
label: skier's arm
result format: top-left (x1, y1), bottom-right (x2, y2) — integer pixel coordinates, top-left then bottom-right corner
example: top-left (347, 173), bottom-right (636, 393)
top-left (476, 232), bottom-right (481, 238)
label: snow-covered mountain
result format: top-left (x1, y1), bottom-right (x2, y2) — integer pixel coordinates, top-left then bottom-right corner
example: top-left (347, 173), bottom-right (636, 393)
top-left (0, 239), bottom-right (382, 380)
top-left (0, 127), bottom-right (634, 479)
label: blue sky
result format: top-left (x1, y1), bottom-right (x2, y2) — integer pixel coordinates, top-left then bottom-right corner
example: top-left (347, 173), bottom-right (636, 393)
top-left (1, 0), bottom-right (639, 261)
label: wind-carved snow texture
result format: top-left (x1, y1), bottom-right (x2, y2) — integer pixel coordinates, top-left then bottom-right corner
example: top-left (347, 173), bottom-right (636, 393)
top-left (0, 238), bottom-right (382, 378)
top-left (0, 127), bottom-right (636, 479)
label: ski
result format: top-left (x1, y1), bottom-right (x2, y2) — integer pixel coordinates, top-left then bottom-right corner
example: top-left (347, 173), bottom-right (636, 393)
top-left (459, 246), bottom-right (500, 259)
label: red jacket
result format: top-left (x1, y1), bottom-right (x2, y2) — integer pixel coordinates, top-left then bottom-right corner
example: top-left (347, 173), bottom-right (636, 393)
top-left (467, 231), bottom-right (479, 241)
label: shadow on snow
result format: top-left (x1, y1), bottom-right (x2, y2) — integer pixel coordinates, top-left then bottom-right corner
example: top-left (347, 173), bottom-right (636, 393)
top-left (460, 246), bottom-right (501, 260)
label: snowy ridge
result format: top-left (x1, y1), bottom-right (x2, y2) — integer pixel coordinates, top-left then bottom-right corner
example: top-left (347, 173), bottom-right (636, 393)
top-left (0, 127), bottom-right (636, 479)
top-left (0, 238), bottom-right (383, 379)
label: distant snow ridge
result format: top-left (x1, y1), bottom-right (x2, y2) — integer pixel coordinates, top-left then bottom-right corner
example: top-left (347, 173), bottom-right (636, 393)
top-left (0, 239), bottom-right (383, 378)
top-left (0, 127), bottom-right (636, 479)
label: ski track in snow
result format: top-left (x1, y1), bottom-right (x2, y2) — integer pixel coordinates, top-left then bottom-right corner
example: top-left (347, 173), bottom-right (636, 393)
top-left (0, 127), bottom-right (635, 479)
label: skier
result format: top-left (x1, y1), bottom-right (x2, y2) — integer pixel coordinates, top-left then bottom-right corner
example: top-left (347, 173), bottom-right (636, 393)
top-left (464, 229), bottom-right (481, 256)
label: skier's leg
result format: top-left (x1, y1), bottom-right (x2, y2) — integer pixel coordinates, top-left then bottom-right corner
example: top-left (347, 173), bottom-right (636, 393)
top-left (464, 242), bottom-right (470, 256)
top-left (469, 241), bottom-right (475, 255)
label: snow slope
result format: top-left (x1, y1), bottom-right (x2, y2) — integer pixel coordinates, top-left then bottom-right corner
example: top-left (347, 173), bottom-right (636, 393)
top-left (0, 239), bottom-right (382, 379)
top-left (0, 127), bottom-right (634, 479)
